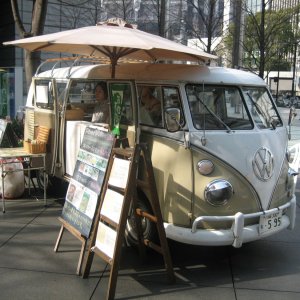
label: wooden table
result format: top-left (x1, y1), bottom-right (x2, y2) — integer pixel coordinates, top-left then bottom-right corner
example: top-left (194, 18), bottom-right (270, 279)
top-left (0, 148), bottom-right (46, 213)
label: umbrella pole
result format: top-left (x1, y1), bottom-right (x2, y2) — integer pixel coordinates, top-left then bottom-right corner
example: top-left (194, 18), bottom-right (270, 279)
top-left (110, 58), bottom-right (118, 79)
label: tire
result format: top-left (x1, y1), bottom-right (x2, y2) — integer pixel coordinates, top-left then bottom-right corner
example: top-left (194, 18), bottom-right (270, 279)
top-left (125, 190), bottom-right (158, 247)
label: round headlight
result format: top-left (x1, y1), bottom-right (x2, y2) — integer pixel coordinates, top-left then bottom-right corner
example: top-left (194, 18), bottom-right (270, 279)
top-left (204, 179), bottom-right (234, 206)
top-left (197, 160), bottom-right (214, 175)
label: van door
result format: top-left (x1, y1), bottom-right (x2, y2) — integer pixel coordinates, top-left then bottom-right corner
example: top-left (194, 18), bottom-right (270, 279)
top-left (60, 80), bottom-right (137, 179)
top-left (25, 78), bottom-right (63, 176)
top-left (137, 84), bottom-right (193, 227)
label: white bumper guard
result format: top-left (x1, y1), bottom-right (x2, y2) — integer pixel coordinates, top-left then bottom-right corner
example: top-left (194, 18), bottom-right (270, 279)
top-left (164, 196), bottom-right (296, 248)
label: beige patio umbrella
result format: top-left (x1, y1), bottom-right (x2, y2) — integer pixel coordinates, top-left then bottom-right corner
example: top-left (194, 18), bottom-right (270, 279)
top-left (4, 18), bottom-right (217, 78)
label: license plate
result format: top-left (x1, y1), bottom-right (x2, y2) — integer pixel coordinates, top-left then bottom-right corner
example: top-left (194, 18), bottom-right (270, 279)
top-left (259, 210), bottom-right (283, 235)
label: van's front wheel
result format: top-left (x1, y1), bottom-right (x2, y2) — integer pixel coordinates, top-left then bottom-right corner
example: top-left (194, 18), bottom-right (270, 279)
top-left (125, 192), bottom-right (157, 247)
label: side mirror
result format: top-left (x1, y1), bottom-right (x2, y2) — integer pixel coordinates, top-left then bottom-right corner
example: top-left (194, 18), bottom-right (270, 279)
top-left (164, 108), bottom-right (181, 132)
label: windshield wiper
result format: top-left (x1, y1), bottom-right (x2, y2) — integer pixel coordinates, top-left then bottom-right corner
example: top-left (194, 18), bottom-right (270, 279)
top-left (195, 94), bottom-right (232, 132)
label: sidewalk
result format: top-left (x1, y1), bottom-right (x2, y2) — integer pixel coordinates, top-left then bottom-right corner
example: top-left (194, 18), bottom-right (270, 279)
top-left (1, 180), bottom-right (300, 300)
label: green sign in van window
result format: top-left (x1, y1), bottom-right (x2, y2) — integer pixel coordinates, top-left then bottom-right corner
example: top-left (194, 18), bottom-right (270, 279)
top-left (109, 83), bottom-right (133, 136)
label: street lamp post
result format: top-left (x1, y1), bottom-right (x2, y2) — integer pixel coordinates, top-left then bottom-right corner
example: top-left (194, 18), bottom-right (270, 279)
top-left (276, 47), bottom-right (281, 103)
top-left (292, 8), bottom-right (299, 98)
top-left (292, 40), bottom-right (297, 97)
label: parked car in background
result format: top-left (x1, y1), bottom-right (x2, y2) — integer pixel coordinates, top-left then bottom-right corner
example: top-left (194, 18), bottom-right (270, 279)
top-left (283, 97), bottom-right (291, 107)
top-left (290, 97), bottom-right (300, 108)
top-left (275, 95), bottom-right (285, 107)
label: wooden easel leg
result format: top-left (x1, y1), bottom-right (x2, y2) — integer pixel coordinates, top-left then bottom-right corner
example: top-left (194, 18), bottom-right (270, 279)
top-left (82, 209), bottom-right (100, 278)
top-left (54, 219), bottom-right (90, 276)
top-left (82, 250), bottom-right (95, 278)
top-left (76, 239), bottom-right (87, 276)
top-left (141, 144), bottom-right (175, 283)
top-left (157, 229), bottom-right (175, 283)
top-left (107, 266), bottom-right (118, 300)
top-left (54, 224), bottom-right (64, 252)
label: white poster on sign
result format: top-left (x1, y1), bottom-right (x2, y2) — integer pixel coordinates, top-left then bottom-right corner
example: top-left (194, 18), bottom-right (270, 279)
top-left (95, 222), bottom-right (117, 259)
top-left (108, 158), bottom-right (130, 189)
top-left (101, 189), bottom-right (124, 224)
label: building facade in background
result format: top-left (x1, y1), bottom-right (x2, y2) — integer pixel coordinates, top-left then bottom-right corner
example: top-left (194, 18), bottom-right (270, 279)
top-left (1, 0), bottom-right (300, 117)
top-left (269, 0), bottom-right (300, 97)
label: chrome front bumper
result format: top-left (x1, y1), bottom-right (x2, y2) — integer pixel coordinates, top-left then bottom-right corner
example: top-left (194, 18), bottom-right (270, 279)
top-left (164, 196), bottom-right (296, 248)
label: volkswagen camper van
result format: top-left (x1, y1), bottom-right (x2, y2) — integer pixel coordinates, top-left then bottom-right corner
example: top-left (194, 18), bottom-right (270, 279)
top-left (24, 58), bottom-right (298, 248)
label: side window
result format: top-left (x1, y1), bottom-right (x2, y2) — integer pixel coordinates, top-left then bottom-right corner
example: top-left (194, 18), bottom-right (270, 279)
top-left (68, 81), bottom-right (96, 104)
top-left (162, 86), bottom-right (184, 125)
top-left (67, 80), bottom-right (108, 121)
top-left (65, 80), bottom-right (134, 125)
top-left (35, 79), bottom-right (55, 110)
top-left (80, 82), bottom-right (95, 103)
top-left (138, 85), bottom-right (162, 127)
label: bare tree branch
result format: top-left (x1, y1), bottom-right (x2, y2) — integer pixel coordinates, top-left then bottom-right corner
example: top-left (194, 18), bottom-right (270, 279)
top-left (10, 0), bottom-right (48, 89)
top-left (10, 0), bottom-right (27, 37)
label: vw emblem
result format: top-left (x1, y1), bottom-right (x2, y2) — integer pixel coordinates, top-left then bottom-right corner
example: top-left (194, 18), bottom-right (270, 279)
top-left (253, 147), bottom-right (274, 181)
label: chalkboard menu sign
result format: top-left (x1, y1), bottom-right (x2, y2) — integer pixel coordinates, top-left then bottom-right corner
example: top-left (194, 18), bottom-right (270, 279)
top-left (61, 126), bottom-right (114, 238)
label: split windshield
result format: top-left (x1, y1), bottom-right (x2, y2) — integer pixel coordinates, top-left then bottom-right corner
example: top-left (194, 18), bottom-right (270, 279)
top-left (242, 86), bottom-right (282, 129)
top-left (186, 85), bottom-right (281, 130)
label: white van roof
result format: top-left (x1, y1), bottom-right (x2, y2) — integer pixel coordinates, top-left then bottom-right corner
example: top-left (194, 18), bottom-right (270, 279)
top-left (36, 63), bottom-right (266, 86)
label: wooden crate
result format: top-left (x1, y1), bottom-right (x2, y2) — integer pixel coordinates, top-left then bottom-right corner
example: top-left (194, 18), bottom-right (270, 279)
top-left (24, 141), bottom-right (46, 154)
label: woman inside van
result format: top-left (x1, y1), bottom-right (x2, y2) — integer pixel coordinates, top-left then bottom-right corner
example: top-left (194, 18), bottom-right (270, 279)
top-left (92, 81), bottom-right (110, 123)
top-left (139, 86), bottom-right (162, 126)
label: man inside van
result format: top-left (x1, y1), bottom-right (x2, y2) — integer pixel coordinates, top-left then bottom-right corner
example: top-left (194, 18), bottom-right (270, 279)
top-left (92, 81), bottom-right (110, 124)
top-left (139, 86), bottom-right (162, 126)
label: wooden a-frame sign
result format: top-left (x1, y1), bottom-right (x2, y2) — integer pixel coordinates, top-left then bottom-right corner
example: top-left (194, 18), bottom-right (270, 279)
top-left (82, 143), bottom-right (175, 299)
